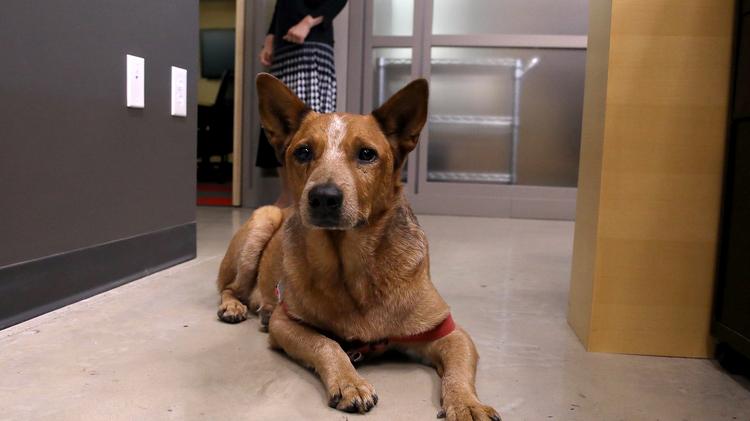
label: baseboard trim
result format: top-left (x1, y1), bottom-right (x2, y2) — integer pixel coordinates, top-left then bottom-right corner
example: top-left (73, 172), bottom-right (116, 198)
top-left (0, 223), bottom-right (196, 330)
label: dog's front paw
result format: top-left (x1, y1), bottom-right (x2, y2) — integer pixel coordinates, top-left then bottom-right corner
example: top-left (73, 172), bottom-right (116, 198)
top-left (327, 373), bottom-right (378, 414)
top-left (438, 398), bottom-right (500, 421)
top-left (217, 301), bottom-right (248, 324)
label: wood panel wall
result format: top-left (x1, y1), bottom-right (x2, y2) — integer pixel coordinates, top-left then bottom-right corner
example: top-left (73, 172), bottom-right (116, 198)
top-left (569, 0), bottom-right (735, 357)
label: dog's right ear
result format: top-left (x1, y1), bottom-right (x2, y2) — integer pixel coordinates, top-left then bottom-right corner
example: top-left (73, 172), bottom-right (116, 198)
top-left (256, 73), bottom-right (311, 163)
top-left (371, 79), bottom-right (429, 169)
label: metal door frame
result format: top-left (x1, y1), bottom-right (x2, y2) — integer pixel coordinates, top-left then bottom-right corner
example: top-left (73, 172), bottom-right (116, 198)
top-left (355, 0), bottom-right (428, 205)
top-left (242, 0), bottom-right (285, 207)
top-left (353, 0), bottom-right (587, 219)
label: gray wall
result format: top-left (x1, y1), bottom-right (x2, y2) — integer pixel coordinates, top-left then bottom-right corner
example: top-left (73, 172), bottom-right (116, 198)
top-left (0, 1), bottom-right (198, 267)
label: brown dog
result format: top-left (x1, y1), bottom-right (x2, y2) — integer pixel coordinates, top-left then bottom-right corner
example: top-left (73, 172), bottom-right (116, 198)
top-left (215, 73), bottom-right (500, 421)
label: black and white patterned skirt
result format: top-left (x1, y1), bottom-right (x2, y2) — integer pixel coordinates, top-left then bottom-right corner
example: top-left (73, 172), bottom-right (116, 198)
top-left (257, 41), bottom-right (337, 168)
top-left (270, 41), bottom-right (337, 113)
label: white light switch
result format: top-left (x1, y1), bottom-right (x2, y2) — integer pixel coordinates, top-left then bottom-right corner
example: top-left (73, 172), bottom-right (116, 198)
top-left (171, 66), bottom-right (187, 117)
top-left (126, 54), bottom-right (145, 108)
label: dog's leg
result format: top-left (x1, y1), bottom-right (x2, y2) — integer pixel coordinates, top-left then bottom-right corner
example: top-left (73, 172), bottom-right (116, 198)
top-left (217, 206), bottom-right (283, 324)
top-left (216, 250), bottom-right (250, 323)
top-left (268, 309), bottom-right (378, 414)
top-left (413, 328), bottom-right (500, 421)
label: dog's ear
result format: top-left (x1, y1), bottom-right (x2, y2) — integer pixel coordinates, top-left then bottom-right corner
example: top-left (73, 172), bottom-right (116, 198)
top-left (256, 73), bottom-right (311, 164)
top-left (371, 79), bottom-right (429, 168)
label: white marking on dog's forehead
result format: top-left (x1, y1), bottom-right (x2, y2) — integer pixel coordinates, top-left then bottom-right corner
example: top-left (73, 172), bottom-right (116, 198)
top-left (326, 114), bottom-right (347, 152)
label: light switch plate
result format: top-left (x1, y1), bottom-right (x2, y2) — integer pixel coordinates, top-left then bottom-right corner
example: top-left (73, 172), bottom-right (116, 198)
top-left (171, 66), bottom-right (187, 117)
top-left (126, 54), bottom-right (145, 108)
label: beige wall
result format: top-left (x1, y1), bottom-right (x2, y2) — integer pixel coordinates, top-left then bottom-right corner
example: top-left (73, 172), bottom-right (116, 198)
top-left (569, 0), bottom-right (735, 357)
top-left (199, 0), bottom-right (236, 106)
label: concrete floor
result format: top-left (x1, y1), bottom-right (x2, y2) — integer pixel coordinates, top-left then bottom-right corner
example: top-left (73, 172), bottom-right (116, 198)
top-left (1, 207), bottom-right (749, 421)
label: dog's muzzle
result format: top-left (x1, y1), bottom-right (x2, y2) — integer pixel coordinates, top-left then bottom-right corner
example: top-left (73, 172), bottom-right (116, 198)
top-left (307, 183), bottom-right (343, 228)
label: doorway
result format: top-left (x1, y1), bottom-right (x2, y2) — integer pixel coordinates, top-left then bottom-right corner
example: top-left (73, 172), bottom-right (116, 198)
top-left (197, 0), bottom-right (244, 206)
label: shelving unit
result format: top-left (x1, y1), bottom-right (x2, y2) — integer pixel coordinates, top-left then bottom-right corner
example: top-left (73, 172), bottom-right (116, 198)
top-left (429, 114), bottom-right (513, 126)
top-left (375, 56), bottom-right (539, 184)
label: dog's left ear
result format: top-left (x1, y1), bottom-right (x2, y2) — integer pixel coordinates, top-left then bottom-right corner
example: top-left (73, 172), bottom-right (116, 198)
top-left (371, 79), bottom-right (429, 167)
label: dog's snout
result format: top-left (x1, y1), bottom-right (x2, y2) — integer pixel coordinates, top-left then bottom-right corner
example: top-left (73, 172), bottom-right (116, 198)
top-left (309, 184), bottom-right (343, 211)
top-left (307, 184), bottom-right (343, 227)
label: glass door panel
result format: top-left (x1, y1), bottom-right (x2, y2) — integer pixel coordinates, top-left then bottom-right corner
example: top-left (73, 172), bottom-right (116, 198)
top-left (357, 0), bottom-right (587, 218)
top-left (373, 0), bottom-right (414, 36)
top-left (372, 48), bottom-right (413, 109)
top-left (372, 48), bottom-right (413, 182)
top-left (426, 47), bottom-right (584, 187)
top-left (432, 0), bottom-right (588, 36)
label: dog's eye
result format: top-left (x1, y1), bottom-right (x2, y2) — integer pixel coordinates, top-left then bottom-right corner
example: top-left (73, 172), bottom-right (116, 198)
top-left (358, 147), bottom-right (378, 163)
top-left (293, 145), bottom-right (313, 163)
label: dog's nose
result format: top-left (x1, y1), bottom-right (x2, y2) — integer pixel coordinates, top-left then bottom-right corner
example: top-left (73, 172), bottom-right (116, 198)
top-left (308, 184), bottom-right (343, 212)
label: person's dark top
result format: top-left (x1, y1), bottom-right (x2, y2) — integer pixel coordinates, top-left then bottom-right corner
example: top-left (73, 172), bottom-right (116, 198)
top-left (267, 0), bottom-right (347, 50)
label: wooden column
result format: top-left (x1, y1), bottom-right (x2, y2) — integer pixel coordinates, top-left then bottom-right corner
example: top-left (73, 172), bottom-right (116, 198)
top-left (233, 0), bottom-right (246, 206)
top-left (569, 0), bottom-right (735, 357)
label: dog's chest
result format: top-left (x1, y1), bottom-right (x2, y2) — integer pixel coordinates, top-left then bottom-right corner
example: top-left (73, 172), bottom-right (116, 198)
top-left (286, 265), bottom-right (413, 342)
top-left (282, 215), bottom-right (430, 341)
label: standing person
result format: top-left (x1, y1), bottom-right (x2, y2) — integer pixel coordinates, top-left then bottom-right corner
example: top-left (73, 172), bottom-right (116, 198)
top-left (255, 0), bottom-right (347, 207)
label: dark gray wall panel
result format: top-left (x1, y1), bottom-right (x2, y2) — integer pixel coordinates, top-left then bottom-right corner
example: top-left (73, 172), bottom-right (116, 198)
top-left (0, 0), bottom-right (199, 267)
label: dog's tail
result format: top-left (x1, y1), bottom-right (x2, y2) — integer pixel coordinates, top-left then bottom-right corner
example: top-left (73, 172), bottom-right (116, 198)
top-left (216, 205), bottom-right (284, 310)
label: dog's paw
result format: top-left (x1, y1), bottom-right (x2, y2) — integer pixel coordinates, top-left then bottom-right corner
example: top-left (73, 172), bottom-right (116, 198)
top-left (217, 301), bottom-right (248, 324)
top-left (327, 373), bottom-right (378, 414)
top-left (438, 399), bottom-right (500, 421)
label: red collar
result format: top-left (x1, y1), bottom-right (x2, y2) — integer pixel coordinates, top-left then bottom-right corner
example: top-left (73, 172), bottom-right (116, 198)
top-left (345, 313), bottom-right (456, 362)
top-left (389, 314), bottom-right (456, 343)
top-left (280, 300), bottom-right (456, 362)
